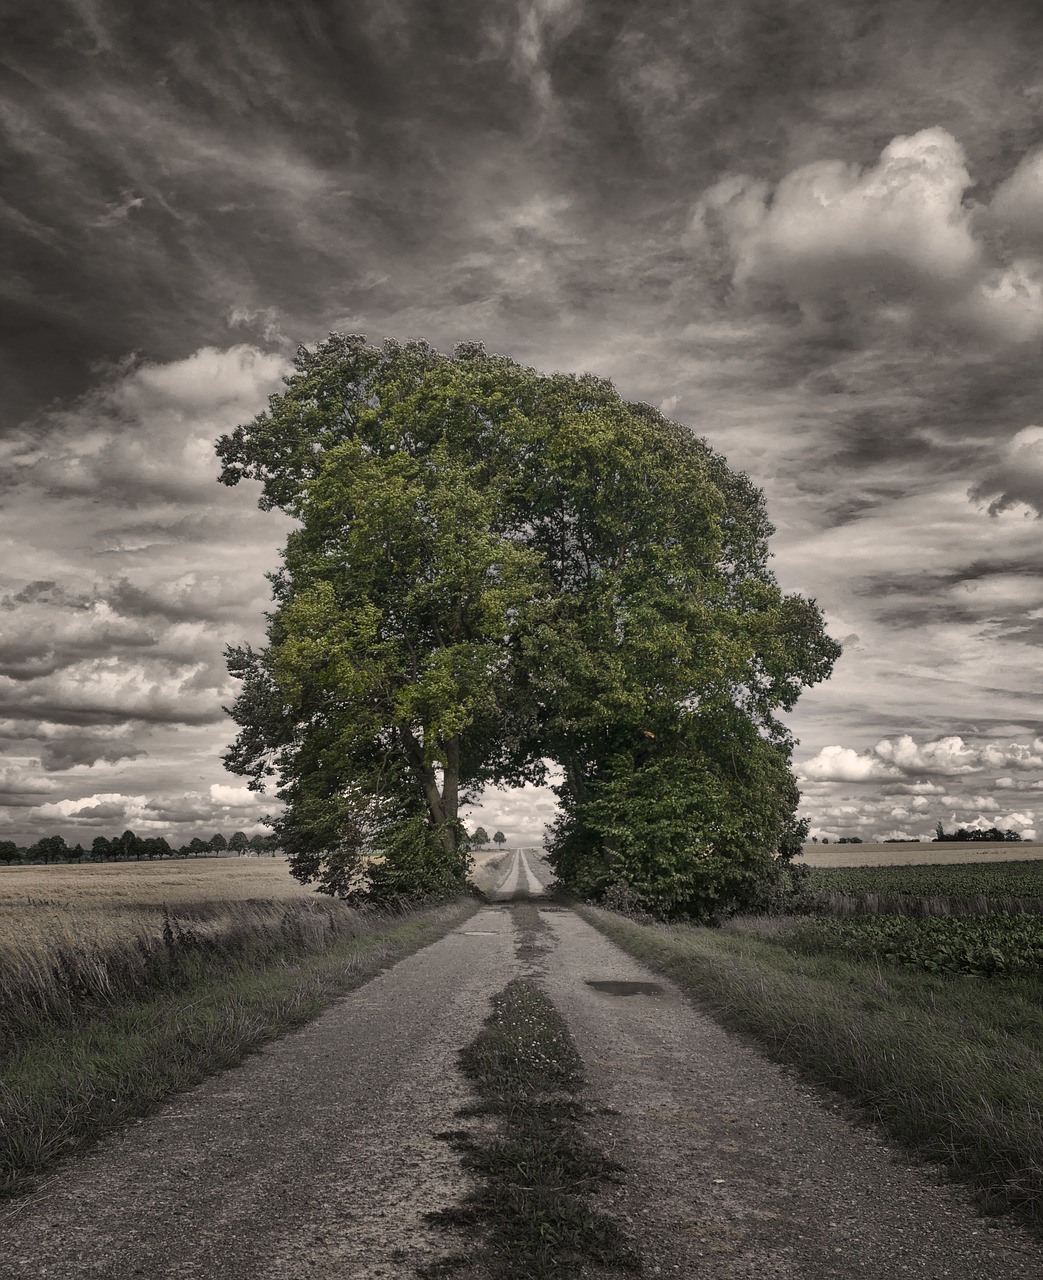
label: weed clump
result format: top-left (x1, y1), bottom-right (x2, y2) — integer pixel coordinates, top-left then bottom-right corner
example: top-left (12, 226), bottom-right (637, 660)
top-left (423, 978), bottom-right (642, 1278)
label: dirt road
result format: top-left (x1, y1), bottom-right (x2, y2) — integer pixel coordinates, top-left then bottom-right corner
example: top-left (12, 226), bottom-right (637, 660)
top-left (1, 849), bottom-right (1038, 1278)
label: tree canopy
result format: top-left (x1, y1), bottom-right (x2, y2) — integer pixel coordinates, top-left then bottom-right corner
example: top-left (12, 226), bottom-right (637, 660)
top-left (216, 335), bottom-right (840, 917)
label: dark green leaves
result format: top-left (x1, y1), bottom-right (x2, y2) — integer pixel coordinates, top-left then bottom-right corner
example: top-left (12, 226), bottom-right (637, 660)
top-left (217, 334), bottom-right (840, 913)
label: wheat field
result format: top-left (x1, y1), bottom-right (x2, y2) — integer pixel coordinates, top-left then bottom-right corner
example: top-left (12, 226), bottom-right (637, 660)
top-left (797, 841), bottom-right (1043, 867)
top-left (0, 858), bottom-right (323, 1030)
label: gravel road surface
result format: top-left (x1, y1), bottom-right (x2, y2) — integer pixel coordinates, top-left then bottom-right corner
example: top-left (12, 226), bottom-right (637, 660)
top-left (1, 849), bottom-right (1039, 1278)
top-left (537, 907), bottom-right (1041, 1279)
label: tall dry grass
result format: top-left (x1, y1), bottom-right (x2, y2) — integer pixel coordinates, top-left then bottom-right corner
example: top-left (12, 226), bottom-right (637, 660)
top-left (0, 858), bottom-right (331, 1054)
top-left (0, 896), bottom-right (373, 1055)
top-left (0, 859), bottom-right (478, 1196)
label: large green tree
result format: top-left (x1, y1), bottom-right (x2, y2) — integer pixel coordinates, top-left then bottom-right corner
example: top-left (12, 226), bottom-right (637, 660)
top-left (216, 335), bottom-right (839, 916)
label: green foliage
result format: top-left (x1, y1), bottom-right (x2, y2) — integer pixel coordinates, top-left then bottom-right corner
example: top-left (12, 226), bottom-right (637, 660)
top-left (217, 334), bottom-right (839, 914)
top-left (0, 841), bottom-right (20, 866)
top-left (789, 914), bottom-right (1043, 977)
top-left (366, 817), bottom-right (472, 907)
top-left (471, 827), bottom-right (490, 849)
top-left (557, 705), bottom-right (808, 922)
top-left (493, 831), bottom-right (506, 847)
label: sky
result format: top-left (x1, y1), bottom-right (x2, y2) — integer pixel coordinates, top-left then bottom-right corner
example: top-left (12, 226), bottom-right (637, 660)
top-left (4, 0), bottom-right (1043, 849)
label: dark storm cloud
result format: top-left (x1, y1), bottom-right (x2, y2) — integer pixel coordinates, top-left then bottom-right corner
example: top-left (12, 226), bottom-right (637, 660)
top-left (6, 0), bottom-right (1043, 843)
top-left (1, 0), bottom-right (1036, 422)
top-left (857, 560), bottom-right (1043, 599)
top-left (0, 718), bottom-right (146, 771)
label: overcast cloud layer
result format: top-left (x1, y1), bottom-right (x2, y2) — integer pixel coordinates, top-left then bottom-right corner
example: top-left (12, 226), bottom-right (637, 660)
top-left (4, 0), bottom-right (1043, 847)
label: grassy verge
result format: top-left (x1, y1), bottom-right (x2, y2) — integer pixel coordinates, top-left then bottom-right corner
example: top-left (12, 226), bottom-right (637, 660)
top-left (1, 894), bottom-right (478, 1200)
top-left (422, 974), bottom-right (642, 1278)
top-left (577, 904), bottom-right (1043, 1236)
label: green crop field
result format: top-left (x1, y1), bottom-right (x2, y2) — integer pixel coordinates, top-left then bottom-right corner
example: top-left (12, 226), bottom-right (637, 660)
top-left (786, 913), bottom-right (1043, 977)
top-left (806, 860), bottom-right (1043, 898)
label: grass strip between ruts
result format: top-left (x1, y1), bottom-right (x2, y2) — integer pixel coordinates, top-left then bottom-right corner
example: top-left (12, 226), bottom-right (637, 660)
top-left (421, 976), bottom-right (643, 1278)
top-left (0, 895), bottom-right (479, 1201)
top-left (576, 902), bottom-right (1043, 1239)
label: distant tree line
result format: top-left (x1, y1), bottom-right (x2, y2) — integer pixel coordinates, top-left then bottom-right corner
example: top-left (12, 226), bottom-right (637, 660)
top-left (807, 825), bottom-right (1025, 846)
top-left (933, 823), bottom-right (1022, 843)
top-left (0, 830), bottom-right (282, 867)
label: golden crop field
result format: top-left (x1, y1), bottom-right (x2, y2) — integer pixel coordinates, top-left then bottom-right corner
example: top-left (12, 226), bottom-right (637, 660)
top-left (0, 855), bottom-right (306, 911)
top-left (0, 857), bottom-right (312, 968)
top-left (797, 841), bottom-right (1043, 868)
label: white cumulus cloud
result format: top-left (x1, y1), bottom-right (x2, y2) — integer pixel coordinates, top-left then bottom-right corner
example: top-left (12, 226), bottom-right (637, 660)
top-left (969, 425), bottom-right (1043, 517)
top-left (694, 128), bottom-right (980, 302)
top-left (797, 744), bottom-right (897, 782)
top-left (989, 147), bottom-right (1043, 251)
top-left (209, 783), bottom-right (262, 808)
top-left (692, 127), bottom-right (1043, 345)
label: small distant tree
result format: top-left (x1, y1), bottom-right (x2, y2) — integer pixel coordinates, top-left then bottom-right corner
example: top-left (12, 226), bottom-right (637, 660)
top-left (493, 830), bottom-right (506, 848)
top-left (141, 836), bottom-right (172, 859)
top-left (472, 826), bottom-right (490, 849)
top-left (91, 835), bottom-right (111, 861)
top-left (228, 831), bottom-right (250, 852)
top-left (188, 836), bottom-right (208, 857)
top-left (68, 842), bottom-right (85, 862)
top-left (115, 829), bottom-right (144, 860)
top-left (209, 833), bottom-right (228, 853)
top-left (29, 835), bottom-right (68, 863)
top-left (0, 840), bottom-right (19, 865)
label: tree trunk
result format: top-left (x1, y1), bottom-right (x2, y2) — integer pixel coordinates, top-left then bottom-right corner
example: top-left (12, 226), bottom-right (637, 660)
top-left (399, 725), bottom-right (449, 827)
top-left (441, 736), bottom-right (460, 818)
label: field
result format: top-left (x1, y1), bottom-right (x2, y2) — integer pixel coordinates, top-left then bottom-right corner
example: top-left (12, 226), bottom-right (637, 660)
top-left (805, 858), bottom-right (1043, 898)
top-left (797, 840), bottom-right (1043, 867)
top-left (0, 856), bottom-right (477, 1199)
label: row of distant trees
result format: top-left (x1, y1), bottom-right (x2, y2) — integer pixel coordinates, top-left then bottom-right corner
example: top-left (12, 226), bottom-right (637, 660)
top-left (0, 830), bottom-right (282, 867)
top-left (933, 823), bottom-right (1023, 843)
top-left (809, 825), bottom-right (1024, 846)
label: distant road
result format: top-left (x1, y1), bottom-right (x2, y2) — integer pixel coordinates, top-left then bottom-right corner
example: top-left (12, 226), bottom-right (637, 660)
top-left (484, 846), bottom-right (553, 900)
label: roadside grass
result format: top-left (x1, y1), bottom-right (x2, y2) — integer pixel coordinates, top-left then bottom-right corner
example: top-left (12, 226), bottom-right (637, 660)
top-left (422, 973), bottom-right (642, 1278)
top-left (576, 903), bottom-right (1043, 1237)
top-left (1, 894), bottom-right (478, 1200)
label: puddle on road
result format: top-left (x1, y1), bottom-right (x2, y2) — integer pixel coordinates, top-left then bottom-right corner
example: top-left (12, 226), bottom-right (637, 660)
top-left (584, 980), bottom-right (664, 996)
top-left (462, 930), bottom-right (498, 935)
